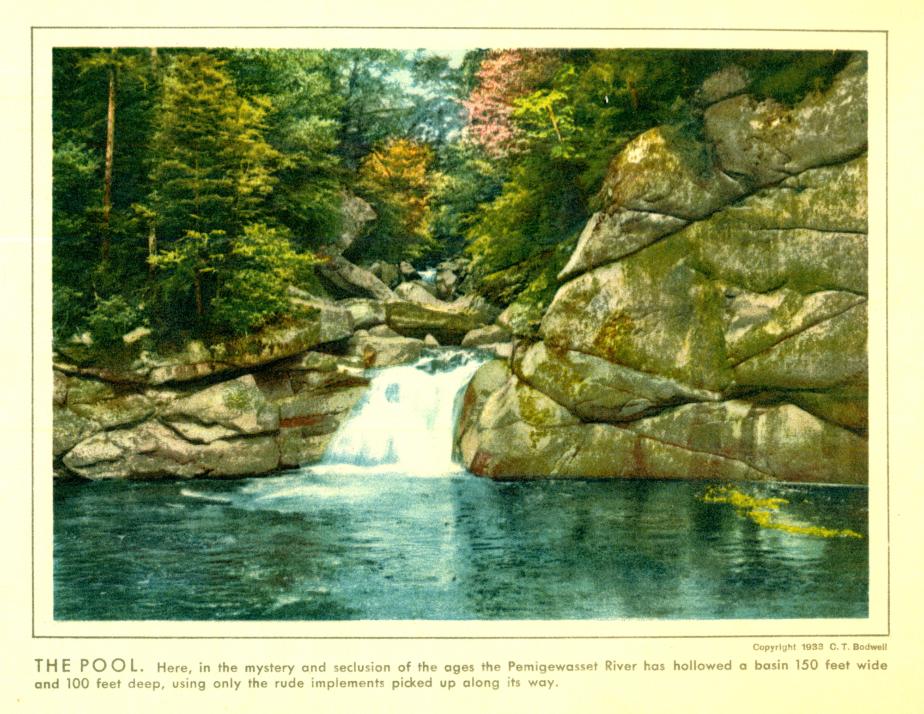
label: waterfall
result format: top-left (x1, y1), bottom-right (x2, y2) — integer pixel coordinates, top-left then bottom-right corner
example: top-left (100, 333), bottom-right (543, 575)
top-left (313, 348), bottom-right (487, 477)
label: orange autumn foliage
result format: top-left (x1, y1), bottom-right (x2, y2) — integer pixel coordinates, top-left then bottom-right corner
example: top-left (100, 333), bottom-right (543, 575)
top-left (357, 138), bottom-right (437, 258)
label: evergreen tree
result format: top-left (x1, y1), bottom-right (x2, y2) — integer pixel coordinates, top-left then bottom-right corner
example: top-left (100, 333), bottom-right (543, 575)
top-left (148, 52), bottom-right (280, 242)
top-left (146, 52), bottom-right (283, 330)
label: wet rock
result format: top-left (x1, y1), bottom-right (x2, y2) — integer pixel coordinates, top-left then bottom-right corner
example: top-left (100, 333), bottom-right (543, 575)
top-left (347, 330), bottom-right (426, 368)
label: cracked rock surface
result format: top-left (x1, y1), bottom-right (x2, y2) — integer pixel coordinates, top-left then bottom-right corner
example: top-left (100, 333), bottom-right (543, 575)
top-left (456, 55), bottom-right (869, 484)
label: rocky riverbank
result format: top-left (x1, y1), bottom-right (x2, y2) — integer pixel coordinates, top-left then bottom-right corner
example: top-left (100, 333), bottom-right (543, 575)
top-left (455, 55), bottom-right (869, 485)
top-left (53, 258), bottom-right (506, 480)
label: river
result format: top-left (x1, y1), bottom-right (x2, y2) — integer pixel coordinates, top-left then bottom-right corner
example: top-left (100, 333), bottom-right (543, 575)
top-left (53, 348), bottom-right (868, 620)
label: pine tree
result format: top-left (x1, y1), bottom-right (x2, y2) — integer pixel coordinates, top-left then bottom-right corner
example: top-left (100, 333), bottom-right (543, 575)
top-left (148, 52), bottom-right (280, 242)
top-left (146, 52), bottom-right (282, 327)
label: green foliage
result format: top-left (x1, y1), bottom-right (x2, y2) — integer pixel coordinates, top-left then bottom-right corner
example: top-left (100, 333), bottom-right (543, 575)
top-left (328, 49), bottom-right (414, 167)
top-left (84, 294), bottom-right (144, 345)
top-left (464, 157), bottom-right (585, 293)
top-left (350, 138), bottom-right (438, 262)
top-left (224, 49), bottom-right (345, 245)
top-left (148, 224), bottom-right (317, 336)
top-left (428, 141), bottom-right (504, 258)
top-left (149, 52), bottom-right (281, 240)
top-left (147, 229), bottom-right (227, 330)
top-left (211, 224), bottom-right (317, 335)
top-left (51, 46), bottom-right (855, 353)
top-left (739, 50), bottom-right (851, 105)
top-left (52, 285), bottom-right (90, 341)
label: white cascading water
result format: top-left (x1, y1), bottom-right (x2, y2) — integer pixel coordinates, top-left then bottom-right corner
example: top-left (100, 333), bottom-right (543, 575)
top-left (313, 348), bottom-right (487, 477)
top-left (417, 267), bottom-right (437, 285)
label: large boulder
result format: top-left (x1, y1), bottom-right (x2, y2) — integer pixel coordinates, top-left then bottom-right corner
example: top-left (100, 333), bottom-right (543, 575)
top-left (456, 374), bottom-right (763, 482)
top-left (458, 56), bottom-right (869, 485)
top-left (159, 375), bottom-right (279, 443)
top-left (148, 305), bottom-right (353, 386)
top-left (461, 324), bottom-right (511, 348)
top-left (369, 261), bottom-right (401, 288)
top-left (435, 269), bottom-right (458, 300)
top-left (63, 421), bottom-right (282, 479)
top-left (324, 192), bottom-right (376, 255)
top-left (541, 156), bottom-right (869, 393)
top-left (340, 297), bottom-right (387, 330)
top-left (597, 125), bottom-right (746, 221)
top-left (315, 254), bottom-right (397, 301)
top-left (456, 375), bottom-right (863, 484)
top-left (54, 298), bottom-right (356, 388)
top-left (55, 347), bottom-right (372, 479)
top-left (694, 64), bottom-right (750, 105)
top-left (347, 330), bottom-right (426, 368)
top-left (515, 342), bottom-right (721, 422)
top-left (399, 260), bottom-right (420, 281)
top-left (385, 300), bottom-right (489, 345)
top-left (448, 294), bottom-right (502, 325)
top-left (53, 406), bottom-right (100, 458)
top-left (394, 280), bottom-right (442, 306)
top-left (704, 54), bottom-right (867, 188)
top-left (558, 208), bottom-right (687, 281)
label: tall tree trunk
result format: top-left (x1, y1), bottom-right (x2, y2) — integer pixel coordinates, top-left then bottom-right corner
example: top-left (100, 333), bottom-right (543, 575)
top-left (546, 104), bottom-right (563, 143)
top-left (147, 222), bottom-right (157, 275)
top-left (194, 272), bottom-right (203, 317)
top-left (102, 66), bottom-right (116, 262)
top-left (626, 79), bottom-right (639, 111)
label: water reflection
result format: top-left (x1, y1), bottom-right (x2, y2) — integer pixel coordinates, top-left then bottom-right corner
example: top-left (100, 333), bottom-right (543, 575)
top-left (54, 475), bottom-right (868, 620)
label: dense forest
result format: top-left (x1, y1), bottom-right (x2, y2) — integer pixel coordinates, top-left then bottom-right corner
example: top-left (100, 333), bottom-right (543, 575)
top-left (52, 47), bottom-right (850, 348)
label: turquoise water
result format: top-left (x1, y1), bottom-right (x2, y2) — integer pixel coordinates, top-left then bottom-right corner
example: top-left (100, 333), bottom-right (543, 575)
top-left (53, 350), bottom-right (868, 620)
top-left (53, 472), bottom-right (868, 620)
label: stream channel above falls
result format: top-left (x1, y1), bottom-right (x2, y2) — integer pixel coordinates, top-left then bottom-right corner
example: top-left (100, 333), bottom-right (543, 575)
top-left (54, 348), bottom-right (868, 620)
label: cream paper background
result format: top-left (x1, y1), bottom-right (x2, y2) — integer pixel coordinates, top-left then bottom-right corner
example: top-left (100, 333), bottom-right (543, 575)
top-left (3, 1), bottom-right (922, 710)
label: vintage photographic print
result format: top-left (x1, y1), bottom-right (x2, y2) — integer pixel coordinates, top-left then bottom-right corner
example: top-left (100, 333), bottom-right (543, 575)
top-left (49, 43), bottom-right (871, 622)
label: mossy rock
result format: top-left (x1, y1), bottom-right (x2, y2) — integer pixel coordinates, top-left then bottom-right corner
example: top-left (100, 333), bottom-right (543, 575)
top-left (515, 342), bottom-right (721, 423)
top-left (733, 303), bottom-right (867, 390)
top-left (385, 301), bottom-right (486, 344)
top-left (542, 233), bottom-right (733, 391)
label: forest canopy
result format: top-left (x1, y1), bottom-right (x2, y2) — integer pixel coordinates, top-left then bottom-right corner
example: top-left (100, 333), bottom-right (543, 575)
top-left (52, 47), bottom-right (850, 345)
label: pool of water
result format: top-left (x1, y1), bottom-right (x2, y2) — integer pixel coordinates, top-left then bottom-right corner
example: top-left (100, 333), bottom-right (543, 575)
top-left (53, 348), bottom-right (868, 620)
top-left (53, 473), bottom-right (867, 620)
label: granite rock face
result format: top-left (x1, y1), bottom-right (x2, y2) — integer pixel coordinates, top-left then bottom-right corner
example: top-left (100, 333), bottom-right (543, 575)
top-left (57, 355), bottom-right (370, 480)
top-left (457, 55), bottom-right (869, 485)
